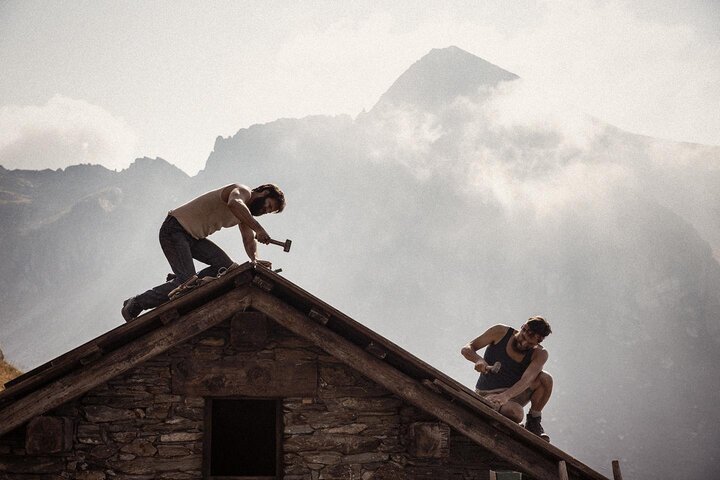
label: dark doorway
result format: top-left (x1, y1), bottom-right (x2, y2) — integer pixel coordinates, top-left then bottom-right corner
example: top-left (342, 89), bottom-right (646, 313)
top-left (206, 398), bottom-right (280, 478)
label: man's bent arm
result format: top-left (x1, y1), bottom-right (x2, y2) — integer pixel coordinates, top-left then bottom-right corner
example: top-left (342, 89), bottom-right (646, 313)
top-left (226, 185), bottom-right (269, 241)
top-left (239, 223), bottom-right (260, 263)
top-left (461, 324), bottom-right (507, 372)
top-left (491, 349), bottom-right (548, 402)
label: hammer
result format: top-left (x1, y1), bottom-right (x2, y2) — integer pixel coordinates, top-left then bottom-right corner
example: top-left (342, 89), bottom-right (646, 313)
top-left (267, 237), bottom-right (292, 252)
top-left (485, 361), bottom-right (501, 374)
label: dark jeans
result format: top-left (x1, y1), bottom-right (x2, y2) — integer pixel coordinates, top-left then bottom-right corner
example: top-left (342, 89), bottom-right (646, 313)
top-left (135, 215), bottom-right (233, 310)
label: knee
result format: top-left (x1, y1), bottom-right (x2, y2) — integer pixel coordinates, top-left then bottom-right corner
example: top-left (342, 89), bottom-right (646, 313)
top-left (500, 402), bottom-right (524, 423)
top-left (540, 371), bottom-right (553, 389)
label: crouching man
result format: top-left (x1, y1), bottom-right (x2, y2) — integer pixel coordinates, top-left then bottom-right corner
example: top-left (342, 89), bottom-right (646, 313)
top-left (461, 316), bottom-right (553, 440)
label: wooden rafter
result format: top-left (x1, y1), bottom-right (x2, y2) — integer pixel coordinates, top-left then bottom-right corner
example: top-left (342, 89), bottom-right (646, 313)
top-left (0, 287), bottom-right (252, 437)
top-left (249, 287), bottom-right (588, 480)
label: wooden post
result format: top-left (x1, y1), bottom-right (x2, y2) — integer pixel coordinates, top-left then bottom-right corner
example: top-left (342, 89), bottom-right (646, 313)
top-left (612, 460), bottom-right (623, 480)
top-left (489, 470), bottom-right (497, 480)
top-left (558, 460), bottom-right (569, 480)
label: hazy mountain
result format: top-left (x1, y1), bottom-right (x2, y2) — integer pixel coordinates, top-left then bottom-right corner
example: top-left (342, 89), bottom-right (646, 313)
top-left (1, 46), bottom-right (719, 480)
top-left (372, 45), bottom-right (519, 112)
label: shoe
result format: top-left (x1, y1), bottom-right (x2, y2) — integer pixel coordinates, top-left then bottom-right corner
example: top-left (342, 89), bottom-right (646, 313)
top-left (121, 297), bottom-right (141, 322)
top-left (524, 413), bottom-right (548, 440)
top-left (168, 275), bottom-right (199, 300)
top-left (217, 262), bottom-right (240, 277)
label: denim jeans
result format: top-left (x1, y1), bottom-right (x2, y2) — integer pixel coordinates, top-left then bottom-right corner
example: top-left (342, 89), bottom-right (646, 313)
top-left (135, 215), bottom-right (233, 310)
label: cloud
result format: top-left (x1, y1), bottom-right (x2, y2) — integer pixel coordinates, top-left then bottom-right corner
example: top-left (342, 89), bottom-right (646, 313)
top-left (0, 95), bottom-right (137, 171)
top-left (361, 78), bottom-right (635, 220)
top-left (271, 1), bottom-right (720, 147)
top-left (478, 0), bottom-right (720, 146)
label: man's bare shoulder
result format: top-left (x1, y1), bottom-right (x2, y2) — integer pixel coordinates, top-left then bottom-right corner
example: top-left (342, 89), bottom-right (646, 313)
top-left (478, 324), bottom-right (512, 345)
top-left (490, 324), bottom-right (513, 335)
top-left (531, 345), bottom-right (549, 362)
top-left (221, 184), bottom-right (251, 202)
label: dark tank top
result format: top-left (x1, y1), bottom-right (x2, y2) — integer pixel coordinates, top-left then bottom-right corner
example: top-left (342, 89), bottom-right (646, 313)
top-left (476, 327), bottom-right (533, 390)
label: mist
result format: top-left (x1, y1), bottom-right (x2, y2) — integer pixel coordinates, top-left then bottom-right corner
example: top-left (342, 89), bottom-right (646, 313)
top-left (1, 48), bottom-right (719, 479)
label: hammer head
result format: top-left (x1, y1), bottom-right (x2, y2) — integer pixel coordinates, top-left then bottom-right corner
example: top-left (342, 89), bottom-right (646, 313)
top-left (283, 239), bottom-right (292, 252)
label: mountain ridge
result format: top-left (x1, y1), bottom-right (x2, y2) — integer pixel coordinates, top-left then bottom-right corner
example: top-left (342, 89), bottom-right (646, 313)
top-left (0, 46), bottom-right (719, 480)
top-left (372, 45), bottom-right (519, 112)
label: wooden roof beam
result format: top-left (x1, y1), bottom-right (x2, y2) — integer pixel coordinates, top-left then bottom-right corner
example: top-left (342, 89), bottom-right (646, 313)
top-left (0, 287), bottom-right (252, 437)
top-left (249, 288), bottom-right (584, 480)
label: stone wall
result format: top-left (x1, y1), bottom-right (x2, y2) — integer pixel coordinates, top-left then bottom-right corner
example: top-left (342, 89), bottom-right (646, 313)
top-left (0, 314), bottom-right (514, 480)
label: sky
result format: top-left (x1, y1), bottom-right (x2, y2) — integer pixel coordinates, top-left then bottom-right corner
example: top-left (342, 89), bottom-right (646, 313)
top-left (1, 0), bottom-right (719, 175)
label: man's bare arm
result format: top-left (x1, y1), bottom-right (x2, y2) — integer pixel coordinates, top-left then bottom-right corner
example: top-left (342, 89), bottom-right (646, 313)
top-left (225, 185), bottom-right (270, 243)
top-left (239, 223), bottom-right (259, 263)
top-left (487, 348), bottom-right (548, 404)
top-left (461, 324), bottom-right (508, 373)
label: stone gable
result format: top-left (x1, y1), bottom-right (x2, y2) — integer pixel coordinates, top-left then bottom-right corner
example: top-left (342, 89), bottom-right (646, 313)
top-left (0, 314), bottom-right (514, 479)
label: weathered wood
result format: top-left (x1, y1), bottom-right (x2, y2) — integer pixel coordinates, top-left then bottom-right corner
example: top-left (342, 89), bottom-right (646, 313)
top-left (79, 345), bottom-right (103, 366)
top-left (171, 356), bottom-right (317, 397)
top-left (421, 379), bottom-right (442, 394)
top-left (255, 269), bottom-right (444, 379)
top-left (0, 287), bottom-right (252, 437)
top-left (559, 460), bottom-right (569, 480)
top-left (308, 308), bottom-right (329, 324)
top-left (159, 308), bottom-right (179, 324)
top-left (489, 471), bottom-right (497, 480)
top-left (252, 276), bottom-right (274, 292)
top-left (611, 460), bottom-right (623, 480)
top-left (433, 378), bottom-right (499, 412)
top-left (366, 341), bottom-right (387, 359)
top-left (249, 288), bottom-right (570, 480)
top-left (1, 263), bottom-right (256, 401)
top-left (431, 377), bottom-right (604, 480)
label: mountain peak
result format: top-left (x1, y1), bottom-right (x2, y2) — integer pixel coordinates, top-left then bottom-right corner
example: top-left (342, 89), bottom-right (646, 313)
top-left (371, 46), bottom-right (518, 112)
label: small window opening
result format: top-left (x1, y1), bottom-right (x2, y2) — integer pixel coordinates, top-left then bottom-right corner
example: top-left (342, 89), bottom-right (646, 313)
top-left (206, 398), bottom-right (280, 479)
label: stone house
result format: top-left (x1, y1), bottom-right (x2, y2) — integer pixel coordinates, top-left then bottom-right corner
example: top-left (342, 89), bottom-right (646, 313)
top-left (0, 264), bottom-right (609, 480)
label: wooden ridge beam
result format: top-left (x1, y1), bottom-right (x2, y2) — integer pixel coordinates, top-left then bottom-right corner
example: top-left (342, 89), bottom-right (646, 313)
top-left (249, 288), bottom-right (579, 480)
top-left (0, 287), bottom-right (252, 437)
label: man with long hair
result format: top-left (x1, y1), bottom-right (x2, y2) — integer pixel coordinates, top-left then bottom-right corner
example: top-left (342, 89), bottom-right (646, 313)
top-left (121, 183), bottom-right (285, 321)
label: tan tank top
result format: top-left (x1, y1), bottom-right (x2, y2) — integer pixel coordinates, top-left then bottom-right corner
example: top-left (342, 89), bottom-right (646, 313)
top-left (169, 187), bottom-right (239, 239)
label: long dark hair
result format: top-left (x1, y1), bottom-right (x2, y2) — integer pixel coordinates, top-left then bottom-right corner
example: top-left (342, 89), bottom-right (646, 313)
top-left (253, 184), bottom-right (286, 212)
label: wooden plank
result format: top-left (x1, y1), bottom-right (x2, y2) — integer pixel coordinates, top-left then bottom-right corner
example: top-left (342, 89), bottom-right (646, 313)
top-left (0, 264), bottom-right (255, 403)
top-left (432, 379), bottom-right (607, 480)
top-left (433, 378), bottom-right (499, 412)
top-left (365, 341), bottom-right (387, 359)
top-left (559, 460), bottom-right (569, 480)
top-left (249, 288), bottom-right (566, 480)
top-left (0, 287), bottom-right (252, 437)
top-left (171, 356), bottom-right (317, 397)
top-left (434, 379), bottom-right (569, 452)
top-left (159, 308), bottom-right (180, 324)
top-left (256, 269), bottom-right (438, 377)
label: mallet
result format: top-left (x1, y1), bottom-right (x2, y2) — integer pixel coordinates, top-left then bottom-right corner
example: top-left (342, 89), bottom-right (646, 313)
top-left (267, 237), bottom-right (292, 252)
top-left (486, 361), bottom-right (501, 374)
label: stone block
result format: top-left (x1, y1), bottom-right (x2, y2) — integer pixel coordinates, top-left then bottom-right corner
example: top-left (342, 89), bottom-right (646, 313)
top-left (76, 471), bottom-right (107, 480)
top-left (120, 439), bottom-right (157, 457)
top-left (83, 406), bottom-right (137, 423)
top-left (159, 432), bottom-right (202, 443)
top-left (231, 312), bottom-right (269, 349)
top-left (408, 422), bottom-right (450, 459)
top-left (25, 416), bottom-right (73, 454)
